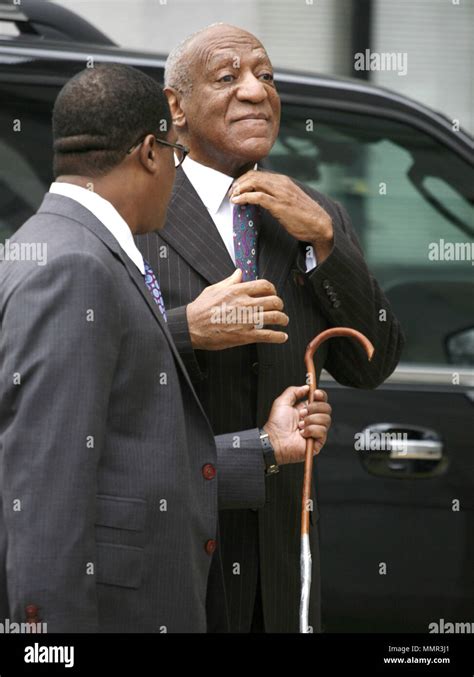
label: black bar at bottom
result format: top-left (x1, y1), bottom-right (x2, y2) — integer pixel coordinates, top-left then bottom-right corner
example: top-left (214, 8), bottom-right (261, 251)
top-left (0, 632), bottom-right (472, 675)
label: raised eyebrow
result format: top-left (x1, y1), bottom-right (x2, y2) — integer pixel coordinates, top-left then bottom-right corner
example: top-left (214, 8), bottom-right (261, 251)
top-left (251, 49), bottom-right (273, 64)
top-left (253, 52), bottom-right (272, 62)
top-left (206, 54), bottom-right (240, 73)
top-left (207, 52), bottom-right (273, 73)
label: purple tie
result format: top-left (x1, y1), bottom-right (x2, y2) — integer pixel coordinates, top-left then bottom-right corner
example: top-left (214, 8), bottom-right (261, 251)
top-left (233, 204), bottom-right (260, 281)
top-left (143, 259), bottom-right (167, 322)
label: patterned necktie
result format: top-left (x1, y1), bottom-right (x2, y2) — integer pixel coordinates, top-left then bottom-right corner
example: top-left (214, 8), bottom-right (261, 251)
top-left (232, 204), bottom-right (260, 281)
top-left (143, 259), bottom-right (167, 322)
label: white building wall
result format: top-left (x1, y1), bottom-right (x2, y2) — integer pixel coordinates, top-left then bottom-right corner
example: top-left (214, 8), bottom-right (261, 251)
top-left (371, 0), bottom-right (473, 133)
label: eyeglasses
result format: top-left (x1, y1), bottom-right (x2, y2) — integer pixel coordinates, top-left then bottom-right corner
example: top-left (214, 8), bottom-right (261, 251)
top-left (126, 135), bottom-right (189, 168)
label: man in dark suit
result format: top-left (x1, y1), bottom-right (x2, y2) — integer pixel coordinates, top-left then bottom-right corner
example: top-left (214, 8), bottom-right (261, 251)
top-left (137, 24), bottom-right (405, 633)
top-left (0, 64), bottom-right (332, 632)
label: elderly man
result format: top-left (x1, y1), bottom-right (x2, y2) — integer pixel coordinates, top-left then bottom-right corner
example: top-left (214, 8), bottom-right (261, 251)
top-left (137, 23), bottom-right (404, 633)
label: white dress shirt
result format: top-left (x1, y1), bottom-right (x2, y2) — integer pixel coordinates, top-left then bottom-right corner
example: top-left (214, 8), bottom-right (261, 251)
top-left (182, 157), bottom-right (316, 272)
top-left (49, 182), bottom-right (145, 274)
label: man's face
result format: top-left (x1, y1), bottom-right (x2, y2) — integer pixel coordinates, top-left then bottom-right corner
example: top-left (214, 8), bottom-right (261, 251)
top-left (151, 131), bottom-right (178, 230)
top-left (177, 28), bottom-right (281, 176)
top-left (133, 129), bottom-right (177, 234)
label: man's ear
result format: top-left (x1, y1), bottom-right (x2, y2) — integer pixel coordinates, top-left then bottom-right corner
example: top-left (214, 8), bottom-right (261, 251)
top-left (138, 134), bottom-right (158, 173)
top-left (164, 87), bottom-right (186, 131)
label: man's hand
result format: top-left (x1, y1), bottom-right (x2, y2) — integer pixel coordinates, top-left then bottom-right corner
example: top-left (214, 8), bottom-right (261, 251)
top-left (230, 170), bottom-right (334, 263)
top-left (263, 385), bottom-right (331, 465)
top-left (186, 268), bottom-right (289, 350)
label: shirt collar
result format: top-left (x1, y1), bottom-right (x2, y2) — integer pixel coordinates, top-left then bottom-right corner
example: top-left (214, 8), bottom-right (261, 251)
top-left (49, 182), bottom-right (145, 274)
top-left (181, 156), bottom-right (234, 215)
top-left (182, 157), bottom-right (258, 215)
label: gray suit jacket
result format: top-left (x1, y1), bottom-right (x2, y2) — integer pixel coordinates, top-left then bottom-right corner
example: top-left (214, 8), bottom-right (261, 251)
top-left (0, 193), bottom-right (267, 633)
top-left (136, 168), bottom-right (405, 632)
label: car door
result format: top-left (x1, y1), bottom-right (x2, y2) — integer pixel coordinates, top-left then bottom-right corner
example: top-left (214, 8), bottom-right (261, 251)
top-left (0, 76), bottom-right (59, 240)
top-left (266, 95), bottom-right (474, 632)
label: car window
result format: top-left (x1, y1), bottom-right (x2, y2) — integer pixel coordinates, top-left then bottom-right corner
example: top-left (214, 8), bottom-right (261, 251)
top-left (0, 83), bottom-right (56, 242)
top-left (267, 105), bottom-right (474, 367)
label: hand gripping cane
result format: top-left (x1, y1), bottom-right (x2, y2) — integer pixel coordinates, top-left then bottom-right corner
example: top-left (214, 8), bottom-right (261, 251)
top-left (300, 327), bottom-right (375, 633)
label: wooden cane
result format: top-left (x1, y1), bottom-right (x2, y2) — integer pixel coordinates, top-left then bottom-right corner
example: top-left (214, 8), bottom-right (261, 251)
top-left (300, 327), bottom-right (375, 633)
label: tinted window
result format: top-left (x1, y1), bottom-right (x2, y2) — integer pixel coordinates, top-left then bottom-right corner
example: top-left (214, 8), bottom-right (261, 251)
top-left (0, 82), bottom-right (57, 241)
top-left (267, 106), bottom-right (474, 367)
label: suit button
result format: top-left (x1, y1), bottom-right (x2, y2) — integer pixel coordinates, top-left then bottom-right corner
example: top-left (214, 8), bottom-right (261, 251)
top-left (202, 463), bottom-right (216, 480)
top-left (333, 300), bottom-right (341, 308)
top-left (329, 292), bottom-right (337, 301)
top-left (294, 272), bottom-right (305, 286)
top-left (205, 539), bottom-right (217, 555)
top-left (322, 279), bottom-right (331, 289)
top-left (252, 361), bottom-right (259, 375)
top-left (25, 604), bottom-right (40, 623)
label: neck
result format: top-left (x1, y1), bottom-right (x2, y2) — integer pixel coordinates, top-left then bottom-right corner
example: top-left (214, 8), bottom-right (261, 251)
top-left (55, 174), bottom-right (141, 234)
top-left (184, 150), bottom-right (256, 178)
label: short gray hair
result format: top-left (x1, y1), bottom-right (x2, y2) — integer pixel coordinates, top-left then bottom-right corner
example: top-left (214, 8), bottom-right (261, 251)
top-left (164, 23), bottom-right (226, 95)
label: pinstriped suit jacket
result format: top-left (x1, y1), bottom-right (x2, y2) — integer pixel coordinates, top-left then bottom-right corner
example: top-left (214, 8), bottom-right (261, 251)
top-left (136, 168), bottom-right (404, 632)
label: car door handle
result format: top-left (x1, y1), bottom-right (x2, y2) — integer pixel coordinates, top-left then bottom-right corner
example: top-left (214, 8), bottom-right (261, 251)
top-left (358, 423), bottom-right (446, 478)
top-left (388, 439), bottom-right (442, 461)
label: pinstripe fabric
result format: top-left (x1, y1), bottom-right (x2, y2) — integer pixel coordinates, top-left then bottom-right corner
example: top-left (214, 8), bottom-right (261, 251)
top-left (136, 168), bottom-right (404, 633)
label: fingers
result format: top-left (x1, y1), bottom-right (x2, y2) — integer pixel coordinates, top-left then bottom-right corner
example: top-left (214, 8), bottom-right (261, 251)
top-left (298, 389), bottom-right (332, 452)
top-left (274, 384), bottom-right (310, 407)
top-left (299, 389), bottom-right (329, 411)
top-left (236, 278), bottom-right (277, 298)
top-left (313, 388), bottom-right (328, 403)
top-left (299, 423), bottom-right (328, 440)
top-left (312, 439), bottom-right (325, 456)
top-left (213, 268), bottom-right (243, 288)
top-left (229, 170), bottom-right (283, 199)
top-left (245, 295), bottom-right (284, 311)
top-left (299, 414), bottom-right (331, 433)
top-left (260, 311), bottom-right (289, 327)
top-left (222, 309), bottom-right (288, 327)
top-left (298, 399), bottom-right (332, 432)
top-left (253, 329), bottom-right (288, 344)
top-left (306, 400), bottom-right (332, 417)
top-left (231, 191), bottom-right (275, 212)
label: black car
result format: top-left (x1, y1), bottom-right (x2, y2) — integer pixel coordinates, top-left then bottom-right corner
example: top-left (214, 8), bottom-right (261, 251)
top-left (1, 0), bottom-right (473, 633)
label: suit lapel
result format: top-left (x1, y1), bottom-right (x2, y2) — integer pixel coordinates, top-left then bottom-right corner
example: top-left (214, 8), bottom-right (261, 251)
top-left (163, 168), bottom-right (300, 292)
top-left (160, 168), bottom-right (236, 285)
top-left (37, 193), bottom-right (207, 413)
top-left (258, 209), bottom-right (299, 294)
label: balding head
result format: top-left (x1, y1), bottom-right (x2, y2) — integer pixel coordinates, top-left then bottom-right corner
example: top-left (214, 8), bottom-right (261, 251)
top-left (165, 23), bottom-right (264, 95)
top-left (164, 23), bottom-right (280, 177)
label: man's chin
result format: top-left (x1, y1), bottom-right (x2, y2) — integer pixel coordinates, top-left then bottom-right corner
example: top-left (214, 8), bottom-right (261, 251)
top-left (232, 139), bottom-right (274, 165)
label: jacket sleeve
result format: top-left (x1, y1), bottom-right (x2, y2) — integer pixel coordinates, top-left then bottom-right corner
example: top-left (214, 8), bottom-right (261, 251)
top-left (297, 194), bottom-right (405, 388)
top-left (166, 305), bottom-right (207, 383)
top-left (214, 429), bottom-right (266, 511)
top-left (0, 253), bottom-right (121, 632)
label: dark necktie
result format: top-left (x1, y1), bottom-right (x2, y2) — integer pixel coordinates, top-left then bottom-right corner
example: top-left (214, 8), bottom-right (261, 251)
top-left (143, 259), bottom-right (167, 322)
top-left (232, 203), bottom-right (260, 281)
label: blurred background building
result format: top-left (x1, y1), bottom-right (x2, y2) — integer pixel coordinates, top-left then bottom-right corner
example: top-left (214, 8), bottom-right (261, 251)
top-left (53, 0), bottom-right (474, 134)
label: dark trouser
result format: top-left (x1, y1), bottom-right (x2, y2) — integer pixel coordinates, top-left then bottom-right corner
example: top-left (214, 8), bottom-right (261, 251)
top-left (250, 567), bottom-right (265, 633)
